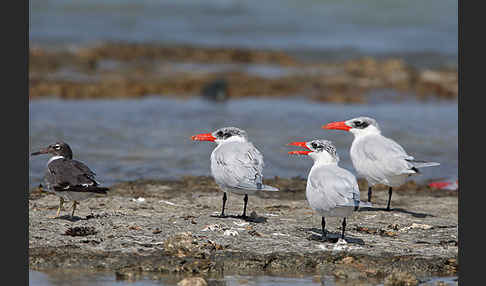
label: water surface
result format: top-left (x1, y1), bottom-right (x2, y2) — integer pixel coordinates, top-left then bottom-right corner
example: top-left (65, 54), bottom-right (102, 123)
top-left (30, 0), bottom-right (457, 67)
top-left (29, 97), bottom-right (458, 188)
top-left (29, 270), bottom-right (458, 286)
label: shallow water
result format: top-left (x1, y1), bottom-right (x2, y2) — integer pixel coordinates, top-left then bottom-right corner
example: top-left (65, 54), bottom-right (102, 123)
top-left (29, 0), bottom-right (457, 67)
top-left (29, 97), bottom-right (457, 189)
top-left (29, 270), bottom-right (458, 286)
top-left (29, 271), bottom-right (323, 286)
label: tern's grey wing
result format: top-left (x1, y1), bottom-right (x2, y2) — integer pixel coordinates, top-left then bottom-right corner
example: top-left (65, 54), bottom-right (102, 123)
top-left (211, 142), bottom-right (265, 190)
top-left (47, 159), bottom-right (99, 188)
top-left (358, 135), bottom-right (416, 176)
top-left (307, 166), bottom-right (360, 212)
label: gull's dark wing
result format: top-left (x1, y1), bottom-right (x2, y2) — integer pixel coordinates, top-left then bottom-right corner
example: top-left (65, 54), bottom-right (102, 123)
top-left (47, 159), bottom-right (99, 188)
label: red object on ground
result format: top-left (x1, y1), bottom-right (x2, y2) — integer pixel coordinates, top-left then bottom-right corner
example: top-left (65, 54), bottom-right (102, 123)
top-left (428, 180), bottom-right (458, 190)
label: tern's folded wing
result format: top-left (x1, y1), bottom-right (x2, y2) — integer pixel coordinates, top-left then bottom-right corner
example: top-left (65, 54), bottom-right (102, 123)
top-left (307, 166), bottom-right (360, 212)
top-left (211, 142), bottom-right (265, 190)
top-left (359, 135), bottom-right (416, 175)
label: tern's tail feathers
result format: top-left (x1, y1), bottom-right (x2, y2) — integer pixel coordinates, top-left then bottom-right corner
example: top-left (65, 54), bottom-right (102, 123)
top-left (358, 201), bottom-right (372, 208)
top-left (250, 183), bottom-right (279, 191)
top-left (407, 159), bottom-right (440, 168)
top-left (235, 182), bottom-right (279, 192)
top-left (259, 184), bottom-right (280, 192)
top-left (354, 200), bottom-right (372, 210)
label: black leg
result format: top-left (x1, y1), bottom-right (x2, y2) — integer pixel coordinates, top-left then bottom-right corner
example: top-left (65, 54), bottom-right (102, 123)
top-left (367, 186), bottom-right (372, 202)
top-left (220, 192), bottom-right (227, 217)
top-left (71, 201), bottom-right (78, 217)
top-left (321, 217), bottom-right (327, 240)
top-left (241, 194), bottom-right (248, 217)
top-left (386, 187), bottom-right (393, 211)
top-left (341, 218), bottom-right (347, 239)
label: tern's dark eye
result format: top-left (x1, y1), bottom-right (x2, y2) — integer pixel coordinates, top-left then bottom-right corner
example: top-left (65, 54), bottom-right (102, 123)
top-left (216, 131), bottom-right (223, 137)
top-left (311, 142), bottom-right (318, 149)
top-left (354, 121), bottom-right (368, 128)
top-left (223, 133), bottom-right (231, 139)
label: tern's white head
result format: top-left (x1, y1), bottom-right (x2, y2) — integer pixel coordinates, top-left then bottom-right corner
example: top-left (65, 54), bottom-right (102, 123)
top-left (322, 116), bottom-right (380, 137)
top-left (288, 139), bottom-right (339, 165)
top-left (191, 126), bottom-right (248, 145)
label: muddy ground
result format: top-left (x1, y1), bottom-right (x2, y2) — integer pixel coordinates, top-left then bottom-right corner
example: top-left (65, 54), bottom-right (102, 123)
top-left (29, 176), bottom-right (458, 285)
top-left (29, 43), bottom-right (457, 103)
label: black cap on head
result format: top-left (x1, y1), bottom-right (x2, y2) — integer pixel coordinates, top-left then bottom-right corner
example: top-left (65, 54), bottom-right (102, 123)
top-left (212, 127), bottom-right (247, 140)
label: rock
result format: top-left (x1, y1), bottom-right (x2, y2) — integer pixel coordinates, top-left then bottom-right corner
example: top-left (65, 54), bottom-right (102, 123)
top-left (399, 223), bottom-right (433, 232)
top-left (132, 197), bottom-right (145, 203)
top-left (201, 224), bottom-right (224, 232)
top-left (333, 269), bottom-right (348, 280)
top-left (340, 256), bottom-right (354, 264)
top-left (64, 226), bottom-right (97, 237)
top-left (29, 45), bottom-right (457, 102)
top-left (384, 271), bottom-right (419, 286)
top-left (163, 232), bottom-right (199, 257)
top-left (115, 271), bottom-right (141, 282)
top-left (223, 229), bottom-right (239, 236)
top-left (29, 176), bottom-right (458, 283)
top-left (177, 277), bottom-right (208, 286)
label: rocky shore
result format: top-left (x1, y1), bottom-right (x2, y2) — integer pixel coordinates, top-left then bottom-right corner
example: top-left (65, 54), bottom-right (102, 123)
top-left (29, 176), bottom-right (458, 285)
top-left (29, 43), bottom-right (457, 103)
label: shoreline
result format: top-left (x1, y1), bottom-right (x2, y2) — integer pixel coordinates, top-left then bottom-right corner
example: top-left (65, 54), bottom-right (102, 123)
top-left (29, 176), bottom-right (458, 284)
top-left (29, 43), bottom-right (458, 103)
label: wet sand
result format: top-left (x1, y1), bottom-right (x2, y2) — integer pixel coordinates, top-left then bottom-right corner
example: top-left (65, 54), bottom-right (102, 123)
top-left (29, 43), bottom-right (457, 103)
top-left (29, 176), bottom-right (458, 285)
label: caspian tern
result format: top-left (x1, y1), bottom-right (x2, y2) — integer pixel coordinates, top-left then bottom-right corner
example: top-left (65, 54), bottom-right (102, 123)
top-left (31, 142), bottom-right (109, 218)
top-left (323, 116), bottom-right (440, 211)
top-left (288, 139), bottom-right (370, 240)
top-left (191, 127), bottom-right (279, 218)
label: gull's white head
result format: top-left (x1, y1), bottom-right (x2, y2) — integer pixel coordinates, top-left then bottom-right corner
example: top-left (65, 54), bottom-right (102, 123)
top-left (191, 126), bottom-right (248, 145)
top-left (288, 139), bottom-right (339, 165)
top-left (322, 116), bottom-right (380, 137)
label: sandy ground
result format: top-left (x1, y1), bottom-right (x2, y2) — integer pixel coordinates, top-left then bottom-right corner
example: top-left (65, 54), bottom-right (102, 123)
top-left (29, 176), bottom-right (458, 285)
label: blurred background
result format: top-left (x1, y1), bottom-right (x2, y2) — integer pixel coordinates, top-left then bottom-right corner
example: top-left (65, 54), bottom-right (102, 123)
top-left (29, 0), bottom-right (458, 189)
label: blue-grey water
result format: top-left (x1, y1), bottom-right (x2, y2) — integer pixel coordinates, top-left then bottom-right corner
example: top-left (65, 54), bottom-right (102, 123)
top-left (29, 271), bottom-right (322, 286)
top-left (29, 0), bottom-right (457, 67)
top-left (29, 97), bottom-right (457, 189)
top-left (29, 270), bottom-right (458, 286)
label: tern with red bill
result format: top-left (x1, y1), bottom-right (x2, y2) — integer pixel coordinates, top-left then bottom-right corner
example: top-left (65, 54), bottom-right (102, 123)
top-left (191, 127), bottom-right (279, 218)
top-left (288, 139), bottom-right (370, 240)
top-left (30, 141), bottom-right (109, 218)
top-left (323, 116), bottom-right (440, 211)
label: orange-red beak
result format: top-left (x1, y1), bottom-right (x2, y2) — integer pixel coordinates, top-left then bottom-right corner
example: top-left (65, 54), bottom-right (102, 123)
top-left (322, 121), bottom-right (351, 131)
top-left (191, 133), bottom-right (216, 142)
top-left (288, 142), bottom-right (312, 155)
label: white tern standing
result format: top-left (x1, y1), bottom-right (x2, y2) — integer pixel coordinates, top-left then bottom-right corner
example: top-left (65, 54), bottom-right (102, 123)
top-left (192, 127), bottom-right (278, 218)
top-left (323, 117), bottom-right (440, 211)
top-left (288, 139), bottom-right (370, 240)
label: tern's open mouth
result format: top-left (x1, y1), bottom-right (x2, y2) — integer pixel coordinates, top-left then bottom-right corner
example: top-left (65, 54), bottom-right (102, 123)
top-left (287, 142), bottom-right (312, 155)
